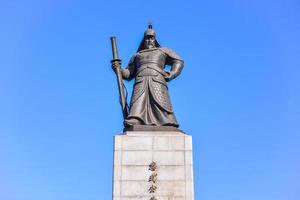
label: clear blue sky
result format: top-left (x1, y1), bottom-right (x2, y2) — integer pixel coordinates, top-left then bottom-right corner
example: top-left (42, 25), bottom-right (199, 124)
top-left (0, 0), bottom-right (299, 199)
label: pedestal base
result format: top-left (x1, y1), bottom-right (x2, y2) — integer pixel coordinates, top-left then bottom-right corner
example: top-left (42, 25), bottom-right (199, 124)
top-left (113, 131), bottom-right (194, 200)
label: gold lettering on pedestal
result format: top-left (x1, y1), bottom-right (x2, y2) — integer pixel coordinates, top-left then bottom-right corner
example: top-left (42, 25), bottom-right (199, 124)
top-left (148, 172), bottom-right (158, 183)
top-left (148, 161), bottom-right (158, 199)
top-left (149, 161), bottom-right (157, 171)
top-left (148, 184), bottom-right (157, 193)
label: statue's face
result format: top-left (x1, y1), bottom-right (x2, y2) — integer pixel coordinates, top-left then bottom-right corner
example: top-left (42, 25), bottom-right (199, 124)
top-left (145, 35), bottom-right (155, 49)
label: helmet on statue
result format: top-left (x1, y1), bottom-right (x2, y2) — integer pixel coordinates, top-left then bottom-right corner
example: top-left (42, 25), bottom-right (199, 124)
top-left (137, 24), bottom-right (161, 52)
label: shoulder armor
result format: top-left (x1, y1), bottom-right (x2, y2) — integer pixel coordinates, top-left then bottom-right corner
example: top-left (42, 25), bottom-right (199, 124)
top-left (159, 47), bottom-right (183, 61)
top-left (129, 53), bottom-right (138, 64)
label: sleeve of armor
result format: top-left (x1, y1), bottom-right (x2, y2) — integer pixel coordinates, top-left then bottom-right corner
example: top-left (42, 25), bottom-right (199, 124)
top-left (160, 48), bottom-right (184, 81)
top-left (121, 54), bottom-right (137, 81)
top-left (160, 47), bottom-right (183, 62)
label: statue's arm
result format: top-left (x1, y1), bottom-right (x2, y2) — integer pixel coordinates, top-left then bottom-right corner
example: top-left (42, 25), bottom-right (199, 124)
top-left (166, 59), bottom-right (184, 81)
top-left (120, 55), bottom-right (136, 81)
top-left (161, 48), bottom-right (184, 81)
top-left (121, 63), bottom-right (135, 81)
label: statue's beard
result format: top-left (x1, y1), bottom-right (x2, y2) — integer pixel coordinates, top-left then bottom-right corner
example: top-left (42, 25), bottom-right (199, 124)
top-left (146, 41), bottom-right (155, 49)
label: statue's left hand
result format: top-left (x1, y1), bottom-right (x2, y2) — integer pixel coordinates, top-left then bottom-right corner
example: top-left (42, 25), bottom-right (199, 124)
top-left (164, 71), bottom-right (173, 82)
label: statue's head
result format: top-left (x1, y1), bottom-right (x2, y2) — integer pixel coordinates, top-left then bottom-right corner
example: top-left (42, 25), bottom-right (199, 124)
top-left (137, 24), bottom-right (160, 52)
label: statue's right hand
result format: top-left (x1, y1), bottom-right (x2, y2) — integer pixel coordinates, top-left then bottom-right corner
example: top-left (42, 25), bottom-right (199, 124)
top-left (111, 61), bottom-right (121, 71)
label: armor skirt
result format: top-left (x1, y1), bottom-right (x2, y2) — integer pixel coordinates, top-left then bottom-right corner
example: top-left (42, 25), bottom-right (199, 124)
top-left (124, 68), bottom-right (178, 127)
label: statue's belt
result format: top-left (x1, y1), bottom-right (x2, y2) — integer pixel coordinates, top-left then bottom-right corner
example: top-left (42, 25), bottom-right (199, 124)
top-left (136, 63), bottom-right (166, 76)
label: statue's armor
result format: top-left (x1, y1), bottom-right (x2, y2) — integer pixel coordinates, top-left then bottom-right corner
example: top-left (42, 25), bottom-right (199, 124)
top-left (136, 48), bottom-right (167, 75)
top-left (132, 48), bottom-right (172, 112)
top-left (122, 47), bottom-right (183, 127)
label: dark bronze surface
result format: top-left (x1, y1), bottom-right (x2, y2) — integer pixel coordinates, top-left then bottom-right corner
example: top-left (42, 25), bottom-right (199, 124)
top-left (124, 125), bottom-right (182, 132)
top-left (111, 25), bottom-right (184, 131)
top-left (110, 37), bottom-right (128, 118)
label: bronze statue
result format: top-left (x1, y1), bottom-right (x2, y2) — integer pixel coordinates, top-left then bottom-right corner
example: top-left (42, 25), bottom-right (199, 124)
top-left (110, 25), bottom-right (184, 131)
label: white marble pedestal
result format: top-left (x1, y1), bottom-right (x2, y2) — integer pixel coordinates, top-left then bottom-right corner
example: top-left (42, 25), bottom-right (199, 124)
top-left (113, 131), bottom-right (194, 200)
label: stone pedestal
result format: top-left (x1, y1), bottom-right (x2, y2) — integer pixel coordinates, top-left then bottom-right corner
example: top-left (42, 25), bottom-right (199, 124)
top-left (113, 131), bottom-right (194, 200)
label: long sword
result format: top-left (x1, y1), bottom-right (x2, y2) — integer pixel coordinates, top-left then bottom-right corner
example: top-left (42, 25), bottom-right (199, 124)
top-left (110, 36), bottom-right (128, 119)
